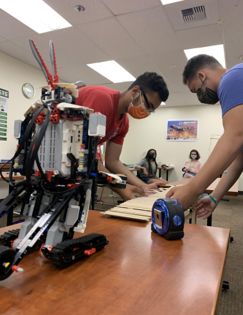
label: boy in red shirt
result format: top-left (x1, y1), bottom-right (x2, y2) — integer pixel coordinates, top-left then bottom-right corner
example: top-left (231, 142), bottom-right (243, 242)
top-left (76, 72), bottom-right (169, 200)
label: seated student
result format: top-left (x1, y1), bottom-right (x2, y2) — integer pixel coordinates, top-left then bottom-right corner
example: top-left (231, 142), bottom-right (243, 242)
top-left (137, 149), bottom-right (167, 185)
top-left (182, 149), bottom-right (202, 178)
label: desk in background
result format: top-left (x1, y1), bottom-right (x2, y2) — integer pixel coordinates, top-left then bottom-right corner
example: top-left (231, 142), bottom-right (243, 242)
top-left (171, 178), bottom-right (239, 197)
top-left (0, 173), bottom-right (24, 182)
top-left (0, 211), bottom-right (230, 315)
top-left (158, 164), bottom-right (174, 180)
top-left (128, 166), bottom-right (140, 175)
top-left (0, 163), bottom-right (11, 171)
top-left (173, 178), bottom-right (239, 226)
top-left (206, 178), bottom-right (239, 226)
top-left (0, 172), bottom-right (25, 226)
top-left (206, 178), bottom-right (239, 196)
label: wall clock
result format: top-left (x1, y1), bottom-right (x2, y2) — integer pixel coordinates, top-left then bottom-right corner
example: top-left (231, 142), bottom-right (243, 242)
top-left (22, 83), bottom-right (34, 99)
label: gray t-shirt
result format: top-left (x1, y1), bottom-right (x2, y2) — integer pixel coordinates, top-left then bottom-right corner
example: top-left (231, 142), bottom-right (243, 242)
top-left (139, 159), bottom-right (157, 177)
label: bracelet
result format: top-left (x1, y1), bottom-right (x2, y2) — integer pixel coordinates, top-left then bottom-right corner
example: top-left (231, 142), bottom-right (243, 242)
top-left (209, 194), bottom-right (218, 205)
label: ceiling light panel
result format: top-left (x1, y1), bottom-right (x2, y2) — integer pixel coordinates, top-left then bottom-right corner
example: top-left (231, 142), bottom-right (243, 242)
top-left (0, 0), bottom-right (72, 34)
top-left (160, 0), bottom-right (184, 5)
top-left (87, 60), bottom-right (135, 83)
top-left (184, 44), bottom-right (226, 67)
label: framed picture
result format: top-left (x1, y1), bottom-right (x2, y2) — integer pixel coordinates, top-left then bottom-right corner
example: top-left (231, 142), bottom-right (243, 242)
top-left (166, 119), bottom-right (198, 141)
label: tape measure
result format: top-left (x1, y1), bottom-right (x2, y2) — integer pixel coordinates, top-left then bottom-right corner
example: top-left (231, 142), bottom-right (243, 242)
top-left (151, 198), bottom-right (184, 240)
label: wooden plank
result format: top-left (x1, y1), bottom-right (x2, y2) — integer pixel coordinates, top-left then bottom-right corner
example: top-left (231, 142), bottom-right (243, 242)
top-left (104, 210), bottom-right (151, 221)
top-left (118, 202), bottom-right (152, 211)
top-left (106, 207), bottom-right (151, 217)
top-left (104, 187), bottom-right (173, 221)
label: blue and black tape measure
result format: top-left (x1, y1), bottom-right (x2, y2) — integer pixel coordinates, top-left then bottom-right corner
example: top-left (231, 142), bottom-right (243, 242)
top-left (151, 198), bottom-right (184, 240)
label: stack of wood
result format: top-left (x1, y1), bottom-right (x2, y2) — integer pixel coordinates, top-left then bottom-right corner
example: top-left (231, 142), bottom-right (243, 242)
top-left (104, 187), bottom-right (171, 222)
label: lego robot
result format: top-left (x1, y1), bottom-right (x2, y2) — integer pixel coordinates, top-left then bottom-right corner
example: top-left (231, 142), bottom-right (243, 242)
top-left (0, 40), bottom-right (126, 280)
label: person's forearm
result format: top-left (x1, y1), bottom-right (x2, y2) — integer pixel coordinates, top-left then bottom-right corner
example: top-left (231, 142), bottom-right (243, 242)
top-left (97, 160), bottom-right (107, 172)
top-left (142, 167), bottom-right (148, 175)
top-left (105, 159), bottom-right (146, 187)
top-left (187, 132), bottom-right (242, 194)
top-left (97, 162), bottom-right (140, 200)
top-left (211, 153), bottom-right (243, 201)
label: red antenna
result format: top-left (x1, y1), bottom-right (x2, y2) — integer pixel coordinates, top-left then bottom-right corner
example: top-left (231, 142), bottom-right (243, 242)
top-left (49, 40), bottom-right (59, 84)
top-left (29, 39), bottom-right (59, 89)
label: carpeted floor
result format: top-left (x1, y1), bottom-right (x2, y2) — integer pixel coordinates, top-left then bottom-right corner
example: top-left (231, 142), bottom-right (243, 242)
top-left (95, 188), bottom-right (243, 315)
top-left (201, 195), bottom-right (243, 315)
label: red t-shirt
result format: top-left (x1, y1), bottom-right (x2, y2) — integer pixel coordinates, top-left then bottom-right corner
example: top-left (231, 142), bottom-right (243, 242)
top-left (75, 86), bottom-right (129, 145)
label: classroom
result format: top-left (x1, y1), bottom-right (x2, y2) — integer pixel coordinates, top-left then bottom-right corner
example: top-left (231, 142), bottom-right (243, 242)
top-left (0, 1), bottom-right (242, 314)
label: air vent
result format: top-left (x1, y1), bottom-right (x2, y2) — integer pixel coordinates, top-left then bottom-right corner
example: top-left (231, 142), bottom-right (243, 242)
top-left (181, 5), bottom-right (206, 23)
top-left (164, 2), bottom-right (218, 31)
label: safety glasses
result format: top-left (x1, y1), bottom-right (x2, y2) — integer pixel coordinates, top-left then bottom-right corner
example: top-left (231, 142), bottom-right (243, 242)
top-left (140, 89), bottom-right (156, 113)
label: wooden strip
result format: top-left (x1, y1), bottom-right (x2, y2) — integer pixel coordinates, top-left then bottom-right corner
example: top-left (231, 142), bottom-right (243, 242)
top-left (107, 207), bottom-right (151, 217)
top-left (117, 204), bottom-right (151, 212)
top-left (103, 186), bottom-right (175, 222)
top-left (103, 211), bottom-right (151, 222)
top-left (118, 189), bottom-right (170, 210)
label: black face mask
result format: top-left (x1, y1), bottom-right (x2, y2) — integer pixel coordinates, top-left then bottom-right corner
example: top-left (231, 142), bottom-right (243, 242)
top-left (148, 154), bottom-right (155, 160)
top-left (196, 82), bottom-right (219, 104)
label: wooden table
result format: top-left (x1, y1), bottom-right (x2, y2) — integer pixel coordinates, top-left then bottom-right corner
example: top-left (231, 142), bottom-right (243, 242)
top-left (0, 211), bottom-right (229, 315)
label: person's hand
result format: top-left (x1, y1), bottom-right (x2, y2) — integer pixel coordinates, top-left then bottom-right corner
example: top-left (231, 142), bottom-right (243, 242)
top-left (194, 195), bottom-right (217, 219)
top-left (148, 178), bottom-right (168, 187)
top-left (141, 167), bottom-right (148, 175)
top-left (140, 183), bottom-right (158, 196)
top-left (115, 183), bottom-right (158, 201)
top-left (117, 184), bottom-right (142, 200)
top-left (120, 181), bottom-right (169, 200)
top-left (166, 183), bottom-right (198, 210)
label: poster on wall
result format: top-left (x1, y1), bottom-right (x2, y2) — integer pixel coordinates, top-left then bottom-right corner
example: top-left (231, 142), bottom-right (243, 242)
top-left (0, 88), bottom-right (9, 141)
top-left (166, 119), bottom-right (198, 141)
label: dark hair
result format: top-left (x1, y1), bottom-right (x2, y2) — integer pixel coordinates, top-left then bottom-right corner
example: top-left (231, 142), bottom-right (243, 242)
top-left (183, 54), bottom-right (223, 84)
top-left (145, 149), bottom-right (158, 175)
top-left (189, 149), bottom-right (200, 160)
top-left (128, 72), bottom-right (169, 102)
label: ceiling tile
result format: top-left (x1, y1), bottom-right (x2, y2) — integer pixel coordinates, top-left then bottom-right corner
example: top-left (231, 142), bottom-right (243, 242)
top-left (80, 17), bottom-right (145, 59)
top-left (46, 0), bottom-right (113, 25)
top-left (102, 0), bottom-right (159, 15)
top-left (117, 6), bottom-right (179, 54)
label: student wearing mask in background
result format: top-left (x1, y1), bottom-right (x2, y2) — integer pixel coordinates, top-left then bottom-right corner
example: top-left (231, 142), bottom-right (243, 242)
top-left (166, 54), bottom-right (243, 215)
top-left (182, 149), bottom-right (202, 178)
top-left (137, 149), bottom-right (167, 185)
top-left (76, 72), bottom-right (169, 200)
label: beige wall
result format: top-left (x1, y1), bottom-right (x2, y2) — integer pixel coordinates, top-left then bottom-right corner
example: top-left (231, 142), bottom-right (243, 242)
top-left (121, 105), bottom-right (243, 191)
top-left (0, 50), bottom-right (45, 159)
